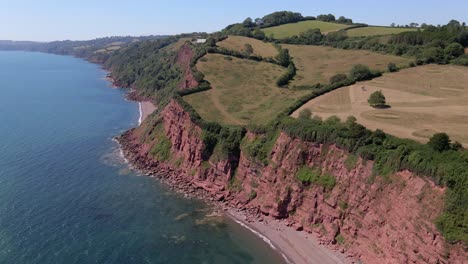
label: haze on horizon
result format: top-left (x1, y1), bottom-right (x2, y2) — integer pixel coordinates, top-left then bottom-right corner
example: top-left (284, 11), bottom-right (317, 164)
top-left (1, 0), bottom-right (467, 42)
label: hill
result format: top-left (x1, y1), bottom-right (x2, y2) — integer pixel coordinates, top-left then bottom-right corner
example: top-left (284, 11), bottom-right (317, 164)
top-left (217, 36), bottom-right (278, 58)
top-left (292, 64), bottom-right (468, 146)
top-left (262, 20), bottom-right (351, 39)
top-left (283, 44), bottom-right (411, 86)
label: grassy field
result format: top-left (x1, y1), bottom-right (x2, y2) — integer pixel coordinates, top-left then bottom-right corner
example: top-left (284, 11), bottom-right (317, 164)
top-left (292, 65), bottom-right (468, 146)
top-left (184, 54), bottom-right (309, 125)
top-left (346, 26), bottom-right (418, 37)
top-left (283, 44), bottom-right (412, 86)
top-left (217, 36), bottom-right (278, 58)
top-left (262, 20), bottom-right (351, 39)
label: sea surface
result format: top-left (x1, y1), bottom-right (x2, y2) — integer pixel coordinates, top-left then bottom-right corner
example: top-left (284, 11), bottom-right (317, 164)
top-left (0, 51), bottom-right (284, 264)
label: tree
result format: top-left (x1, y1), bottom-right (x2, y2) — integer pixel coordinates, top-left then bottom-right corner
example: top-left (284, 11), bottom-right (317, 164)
top-left (329, 73), bottom-right (347, 84)
top-left (252, 29), bottom-right (266, 40)
top-left (428, 133), bottom-right (451, 152)
top-left (298, 109), bottom-right (312, 119)
top-left (368, 90), bottom-right (386, 107)
top-left (390, 23), bottom-right (396, 27)
top-left (244, 44), bottom-right (254, 55)
top-left (387, 62), bottom-right (398, 72)
top-left (444, 43), bottom-right (464, 58)
top-left (350, 64), bottom-right (373, 81)
top-left (276, 48), bottom-right (291, 67)
top-left (242, 17), bottom-right (254, 28)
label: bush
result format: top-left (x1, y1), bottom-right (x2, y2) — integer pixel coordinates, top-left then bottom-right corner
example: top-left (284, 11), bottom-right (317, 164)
top-left (368, 90), bottom-right (386, 107)
top-left (329, 73), bottom-right (348, 84)
top-left (428, 133), bottom-right (451, 152)
top-left (387, 62), bottom-right (398, 72)
top-left (350, 64), bottom-right (374, 81)
top-left (298, 109), bottom-right (312, 120)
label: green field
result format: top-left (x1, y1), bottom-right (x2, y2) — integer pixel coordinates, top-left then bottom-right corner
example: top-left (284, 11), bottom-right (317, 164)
top-left (217, 36), bottom-right (278, 58)
top-left (184, 54), bottom-right (309, 125)
top-left (346, 26), bottom-right (418, 37)
top-left (262, 20), bottom-right (351, 39)
top-left (283, 44), bottom-right (412, 86)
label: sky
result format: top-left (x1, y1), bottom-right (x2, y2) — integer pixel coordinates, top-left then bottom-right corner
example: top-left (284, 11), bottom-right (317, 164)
top-left (1, 0), bottom-right (467, 41)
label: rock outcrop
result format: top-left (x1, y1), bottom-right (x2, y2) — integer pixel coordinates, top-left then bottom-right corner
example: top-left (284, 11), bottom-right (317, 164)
top-left (118, 99), bottom-right (466, 264)
top-left (176, 43), bottom-right (199, 90)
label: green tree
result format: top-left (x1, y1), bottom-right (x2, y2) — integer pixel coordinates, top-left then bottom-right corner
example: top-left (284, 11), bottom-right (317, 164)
top-left (444, 43), bottom-right (464, 58)
top-left (350, 64), bottom-right (373, 81)
top-left (244, 43), bottom-right (254, 55)
top-left (368, 90), bottom-right (386, 107)
top-left (275, 48), bottom-right (291, 67)
top-left (428, 133), bottom-right (451, 152)
top-left (252, 29), bottom-right (266, 40)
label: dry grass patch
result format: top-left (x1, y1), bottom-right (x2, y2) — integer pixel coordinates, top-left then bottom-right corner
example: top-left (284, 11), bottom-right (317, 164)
top-left (217, 36), bottom-right (278, 58)
top-left (184, 54), bottom-right (309, 125)
top-left (283, 44), bottom-right (411, 86)
top-left (292, 65), bottom-right (468, 146)
top-left (346, 27), bottom-right (417, 37)
top-left (262, 20), bottom-right (351, 39)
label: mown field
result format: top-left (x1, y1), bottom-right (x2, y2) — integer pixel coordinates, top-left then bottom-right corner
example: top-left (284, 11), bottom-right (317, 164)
top-left (217, 36), bottom-right (278, 58)
top-left (292, 65), bottom-right (468, 146)
top-left (283, 44), bottom-right (412, 86)
top-left (262, 20), bottom-right (351, 39)
top-left (345, 26), bottom-right (418, 37)
top-left (184, 54), bottom-right (309, 125)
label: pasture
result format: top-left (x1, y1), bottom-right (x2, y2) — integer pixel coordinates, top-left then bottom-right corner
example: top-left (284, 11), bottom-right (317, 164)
top-left (262, 20), bottom-right (351, 39)
top-left (217, 36), bottom-right (278, 58)
top-left (184, 54), bottom-right (309, 125)
top-left (346, 26), bottom-right (418, 37)
top-left (283, 44), bottom-right (412, 86)
top-left (292, 65), bottom-right (468, 146)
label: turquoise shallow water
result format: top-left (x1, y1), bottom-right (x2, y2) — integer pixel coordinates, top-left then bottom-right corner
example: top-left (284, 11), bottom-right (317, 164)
top-left (0, 51), bottom-right (284, 264)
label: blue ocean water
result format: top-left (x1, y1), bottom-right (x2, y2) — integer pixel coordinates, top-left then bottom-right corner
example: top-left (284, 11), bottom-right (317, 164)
top-left (0, 51), bottom-right (284, 264)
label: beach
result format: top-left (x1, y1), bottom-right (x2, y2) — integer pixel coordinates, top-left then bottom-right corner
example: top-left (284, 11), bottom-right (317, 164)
top-left (227, 210), bottom-right (348, 264)
top-left (138, 101), bottom-right (156, 124)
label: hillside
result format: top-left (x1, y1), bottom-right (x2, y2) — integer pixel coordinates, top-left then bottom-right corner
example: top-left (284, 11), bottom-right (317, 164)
top-left (262, 20), bottom-right (351, 38)
top-left (2, 10), bottom-right (467, 264)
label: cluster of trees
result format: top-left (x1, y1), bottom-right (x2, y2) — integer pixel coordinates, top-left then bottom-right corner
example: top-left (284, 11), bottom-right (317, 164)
top-left (317, 14), bottom-right (353, 24)
top-left (275, 48), bottom-right (297, 86)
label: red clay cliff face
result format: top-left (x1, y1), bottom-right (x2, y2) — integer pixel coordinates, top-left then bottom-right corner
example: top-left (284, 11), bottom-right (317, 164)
top-left (176, 43), bottom-right (199, 90)
top-left (118, 100), bottom-right (466, 264)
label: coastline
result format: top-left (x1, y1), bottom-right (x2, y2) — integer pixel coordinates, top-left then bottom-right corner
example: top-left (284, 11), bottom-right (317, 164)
top-left (116, 129), bottom-right (350, 264)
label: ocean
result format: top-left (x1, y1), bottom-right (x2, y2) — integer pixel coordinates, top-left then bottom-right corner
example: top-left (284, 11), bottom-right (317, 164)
top-left (0, 51), bottom-right (284, 264)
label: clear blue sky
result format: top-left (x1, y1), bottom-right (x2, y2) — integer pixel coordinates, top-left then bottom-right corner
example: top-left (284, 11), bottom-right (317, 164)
top-left (1, 0), bottom-right (467, 41)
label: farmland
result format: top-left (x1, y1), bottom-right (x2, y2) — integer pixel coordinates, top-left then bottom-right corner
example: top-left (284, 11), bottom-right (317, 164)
top-left (283, 44), bottom-right (412, 86)
top-left (184, 53), bottom-right (309, 125)
top-left (217, 36), bottom-right (278, 57)
top-left (345, 26), bottom-right (418, 37)
top-left (292, 65), bottom-right (468, 146)
top-left (262, 20), bottom-right (351, 39)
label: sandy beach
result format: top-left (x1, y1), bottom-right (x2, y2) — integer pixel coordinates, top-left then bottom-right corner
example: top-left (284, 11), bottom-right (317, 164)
top-left (227, 210), bottom-right (348, 264)
top-left (138, 101), bottom-right (156, 124)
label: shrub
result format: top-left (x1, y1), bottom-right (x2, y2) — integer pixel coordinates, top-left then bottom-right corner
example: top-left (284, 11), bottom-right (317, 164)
top-left (350, 64), bottom-right (374, 81)
top-left (368, 90), bottom-right (386, 107)
top-left (329, 73), bottom-right (348, 84)
top-left (387, 62), bottom-right (398, 72)
top-left (428, 133), bottom-right (451, 152)
top-left (298, 109), bottom-right (312, 120)
top-left (295, 166), bottom-right (336, 190)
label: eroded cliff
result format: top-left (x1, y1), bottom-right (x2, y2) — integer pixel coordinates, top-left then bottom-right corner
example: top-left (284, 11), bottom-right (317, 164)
top-left (118, 99), bottom-right (466, 264)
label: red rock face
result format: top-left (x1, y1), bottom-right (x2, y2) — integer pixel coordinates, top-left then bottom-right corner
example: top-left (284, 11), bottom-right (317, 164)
top-left (176, 43), bottom-right (199, 90)
top-left (119, 100), bottom-right (466, 264)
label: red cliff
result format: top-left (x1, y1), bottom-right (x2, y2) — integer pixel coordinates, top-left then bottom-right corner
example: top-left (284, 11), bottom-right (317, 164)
top-left (118, 99), bottom-right (466, 264)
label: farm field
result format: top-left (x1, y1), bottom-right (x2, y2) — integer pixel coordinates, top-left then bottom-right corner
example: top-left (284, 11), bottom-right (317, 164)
top-left (262, 20), bottom-right (351, 39)
top-left (292, 65), bottom-right (468, 146)
top-left (184, 53), bottom-right (309, 125)
top-left (217, 36), bottom-right (278, 57)
top-left (283, 44), bottom-right (412, 86)
top-left (346, 26), bottom-right (418, 37)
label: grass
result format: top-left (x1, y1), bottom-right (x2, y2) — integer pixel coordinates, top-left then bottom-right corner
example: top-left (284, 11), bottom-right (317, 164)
top-left (295, 166), bottom-right (336, 190)
top-left (217, 36), bottom-right (278, 58)
top-left (262, 20), bottom-right (351, 39)
top-left (283, 44), bottom-right (411, 86)
top-left (292, 64), bottom-right (468, 146)
top-left (183, 53), bottom-right (309, 125)
top-left (346, 26), bottom-right (418, 37)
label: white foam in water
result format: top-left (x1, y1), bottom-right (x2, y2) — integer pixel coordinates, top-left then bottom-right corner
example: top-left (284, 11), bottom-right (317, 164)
top-left (138, 102), bottom-right (143, 125)
top-left (231, 218), bottom-right (292, 264)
